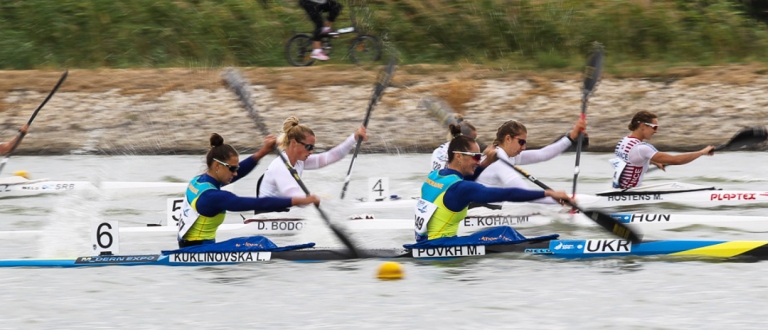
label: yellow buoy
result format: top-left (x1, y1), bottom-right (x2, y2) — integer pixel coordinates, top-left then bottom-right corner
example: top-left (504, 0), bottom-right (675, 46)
top-left (13, 170), bottom-right (30, 179)
top-left (377, 261), bottom-right (404, 280)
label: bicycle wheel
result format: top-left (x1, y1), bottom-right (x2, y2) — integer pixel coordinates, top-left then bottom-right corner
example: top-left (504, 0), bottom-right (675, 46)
top-left (285, 34), bottom-right (315, 67)
top-left (348, 35), bottom-right (382, 64)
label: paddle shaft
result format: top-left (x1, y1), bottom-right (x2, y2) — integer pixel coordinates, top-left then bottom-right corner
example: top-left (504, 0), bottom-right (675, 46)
top-left (274, 149), bottom-right (360, 257)
top-left (571, 96), bottom-right (588, 196)
top-left (572, 46), bottom-right (604, 196)
top-left (221, 68), bottom-right (361, 257)
top-left (0, 70), bottom-right (69, 176)
top-left (499, 158), bottom-right (642, 243)
top-left (340, 84), bottom-right (381, 199)
top-left (340, 58), bottom-right (396, 199)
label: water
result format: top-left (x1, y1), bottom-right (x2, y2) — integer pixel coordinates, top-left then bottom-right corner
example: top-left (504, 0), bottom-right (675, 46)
top-left (1, 152), bottom-right (767, 329)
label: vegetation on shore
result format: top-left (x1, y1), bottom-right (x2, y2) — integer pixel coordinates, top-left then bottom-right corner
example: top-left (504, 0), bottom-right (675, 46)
top-left (1, 0), bottom-right (768, 73)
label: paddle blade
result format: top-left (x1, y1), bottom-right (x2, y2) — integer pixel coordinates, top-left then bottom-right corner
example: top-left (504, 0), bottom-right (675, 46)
top-left (419, 97), bottom-right (458, 127)
top-left (714, 126), bottom-right (768, 151)
top-left (582, 42), bottom-right (605, 97)
top-left (582, 209), bottom-right (643, 243)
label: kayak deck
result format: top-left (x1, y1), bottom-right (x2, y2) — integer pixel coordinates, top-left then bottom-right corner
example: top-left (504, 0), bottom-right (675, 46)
top-left (4, 238), bottom-right (768, 268)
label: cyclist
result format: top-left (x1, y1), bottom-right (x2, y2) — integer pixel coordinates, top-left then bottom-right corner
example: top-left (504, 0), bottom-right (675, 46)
top-left (298, 0), bottom-right (343, 61)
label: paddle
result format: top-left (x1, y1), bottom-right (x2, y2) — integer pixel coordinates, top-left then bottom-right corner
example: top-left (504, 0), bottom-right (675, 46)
top-left (649, 126), bottom-right (768, 172)
top-left (0, 70), bottom-right (69, 176)
top-left (499, 159), bottom-right (643, 243)
top-left (340, 57), bottom-right (397, 199)
top-left (571, 42), bottom-right (604, 197)
top-left (222, 68), bottom-right (361, 258)
top-left (712, 126), bottom-right (767, 152)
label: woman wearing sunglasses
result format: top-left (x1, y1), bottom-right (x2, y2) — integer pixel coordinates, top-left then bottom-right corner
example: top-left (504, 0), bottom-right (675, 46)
top-left (176, 133), bottom-right (320, 248)
top-left (474, 118), bottom-right (586, 204)
top-left (259, 116), bottom-right (367, 199)
top-left (416, 124), bottom-right (572, 242)
top-left (611, 110), bottom-right (714, 189)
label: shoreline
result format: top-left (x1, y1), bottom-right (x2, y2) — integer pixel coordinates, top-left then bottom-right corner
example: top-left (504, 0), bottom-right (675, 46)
top-left (2, 65), bottom-right (767, 155)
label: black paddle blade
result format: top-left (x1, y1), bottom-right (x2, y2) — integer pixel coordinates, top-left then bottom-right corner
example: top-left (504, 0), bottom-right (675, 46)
top-left (582, 42), bottom-right (605, 97)
top-left (714, 126), bottom-right (768, 151)
top-left (582, 209), bottom-right (643, 243)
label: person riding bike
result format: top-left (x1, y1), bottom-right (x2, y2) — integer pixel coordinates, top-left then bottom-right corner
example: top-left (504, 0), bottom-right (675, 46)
top-left (298, 0), bottom-right (342, 61)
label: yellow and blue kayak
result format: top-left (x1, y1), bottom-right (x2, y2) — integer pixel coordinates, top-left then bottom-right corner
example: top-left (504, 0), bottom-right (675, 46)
top-left (1, 238), bottom-right (768, 267)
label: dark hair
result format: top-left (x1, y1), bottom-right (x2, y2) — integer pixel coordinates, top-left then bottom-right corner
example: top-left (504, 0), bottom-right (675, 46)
top-left (279, 116), bottom-right (315, 149)
top-left (446, 124), bottom-right (477, 162)
top-left (628, 111), bottom-right (658, 130)
top-left (493, 120), bottom-right (527, 146)
top-left (447, 114), bottom-right (477, 139)
top-left (206, 133), bottom-right (238, 169)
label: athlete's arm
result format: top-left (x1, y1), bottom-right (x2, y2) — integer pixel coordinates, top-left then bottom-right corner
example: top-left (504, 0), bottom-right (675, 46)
top-left (196, 189), bottom-right (293, 216)
top-left (489, 164), bottom-right (560, 204)
top-left (516, 136), bottom-right (571, 165)
top-left (650, 146), bottom-right (714, 165)
top-left (442, 181), bottom-right (547, 211)
top-left (304, 134), bottom-right (357, 169)
top-left (231, 135), bottom-right (277, 183)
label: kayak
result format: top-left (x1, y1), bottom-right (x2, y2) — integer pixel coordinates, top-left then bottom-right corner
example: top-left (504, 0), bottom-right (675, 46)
top-left (354, 182), bottom-right (768, 209)
top-left (2, 237), bottom-right (767, 267)
top-left (4, 212), bottom-right (767, 239)
top-left (0, 176), bottom-right (186, 198)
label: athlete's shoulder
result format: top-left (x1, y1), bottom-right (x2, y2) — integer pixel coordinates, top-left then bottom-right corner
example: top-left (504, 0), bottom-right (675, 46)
top-left (638, 142), bottom-right (658, 152)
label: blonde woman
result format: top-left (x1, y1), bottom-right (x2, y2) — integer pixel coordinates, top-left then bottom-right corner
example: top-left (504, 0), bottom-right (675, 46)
top-left (177, 133), bottom-right (319, 248)
top-left (259, 116), bottom-right (367, 198)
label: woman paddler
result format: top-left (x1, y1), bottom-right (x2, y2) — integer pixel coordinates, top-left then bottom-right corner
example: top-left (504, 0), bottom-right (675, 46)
top-left (415, 124), bottom-right (572, 242)
top-left (177, 133), bottom-right (319, 248)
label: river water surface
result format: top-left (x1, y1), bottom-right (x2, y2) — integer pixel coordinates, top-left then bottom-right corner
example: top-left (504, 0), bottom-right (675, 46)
top-left (1, 152), bottom-right (767, 329)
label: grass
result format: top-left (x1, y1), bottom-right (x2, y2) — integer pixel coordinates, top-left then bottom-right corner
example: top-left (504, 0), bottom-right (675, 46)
top-left (1, 0), bottom-right (768, 76)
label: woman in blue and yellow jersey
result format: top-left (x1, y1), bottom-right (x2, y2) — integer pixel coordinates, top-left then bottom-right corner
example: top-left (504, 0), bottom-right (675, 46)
top-left (177, 133), bottom-right (319, 248)
top-left (416, 125), bottom-right (572, 242)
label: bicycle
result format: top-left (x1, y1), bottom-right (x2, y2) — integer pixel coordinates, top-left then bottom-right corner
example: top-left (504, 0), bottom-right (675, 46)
top-left (284, 26), bottom-right (382, 66)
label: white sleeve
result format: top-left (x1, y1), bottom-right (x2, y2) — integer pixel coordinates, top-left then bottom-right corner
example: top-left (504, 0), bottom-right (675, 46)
top-left (304, 134), bottom-right (356, 170)
top-left (430, 143), bottom-right (448, 171)
top-left (261, 158), bottom-right (305, 198)
top-left (476, 161), bottom-right (559, 204)
top-left (629, 143), bottom-right (657, 165)
top-left (515, 136), bottom-right (571, 165)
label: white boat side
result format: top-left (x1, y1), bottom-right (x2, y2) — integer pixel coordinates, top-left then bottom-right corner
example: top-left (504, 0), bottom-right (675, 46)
top-left (353, 182), bottom-right (768, 209)
top-left (0, 176), bottom-right (186, 198)
top-left (3, 213), bottom-right (768, 238)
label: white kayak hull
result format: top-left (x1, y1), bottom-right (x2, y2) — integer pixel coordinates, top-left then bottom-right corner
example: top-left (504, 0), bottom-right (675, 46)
top-left (354, 190), bottom-right (768, 209)
top-left (4, 213), bottom-right (768, 239)
top-left (0, 177), bottom-right (186, 198)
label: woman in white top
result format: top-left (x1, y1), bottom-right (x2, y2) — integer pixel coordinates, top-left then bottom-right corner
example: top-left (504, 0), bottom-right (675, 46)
top-left (430, 115), bottom-right (477, 171)
top-left (259, 116), bottom-right (367, 198)
top-left (475, 118), bottom-right (586, 204)
top-left (611, 111), bottom-right (714, 189)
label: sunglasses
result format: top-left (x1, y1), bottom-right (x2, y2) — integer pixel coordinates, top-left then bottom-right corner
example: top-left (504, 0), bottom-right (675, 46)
top-left (296, 140), bottom-right (315, 151)
top-left (453, 151), bottom-right (483, 162)
top-left (213, 158), bottom-right (239, 173)
top-left (513, 137), bottom-right (527, 147)
top-left (644, 122), bottom-right (659, 131)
